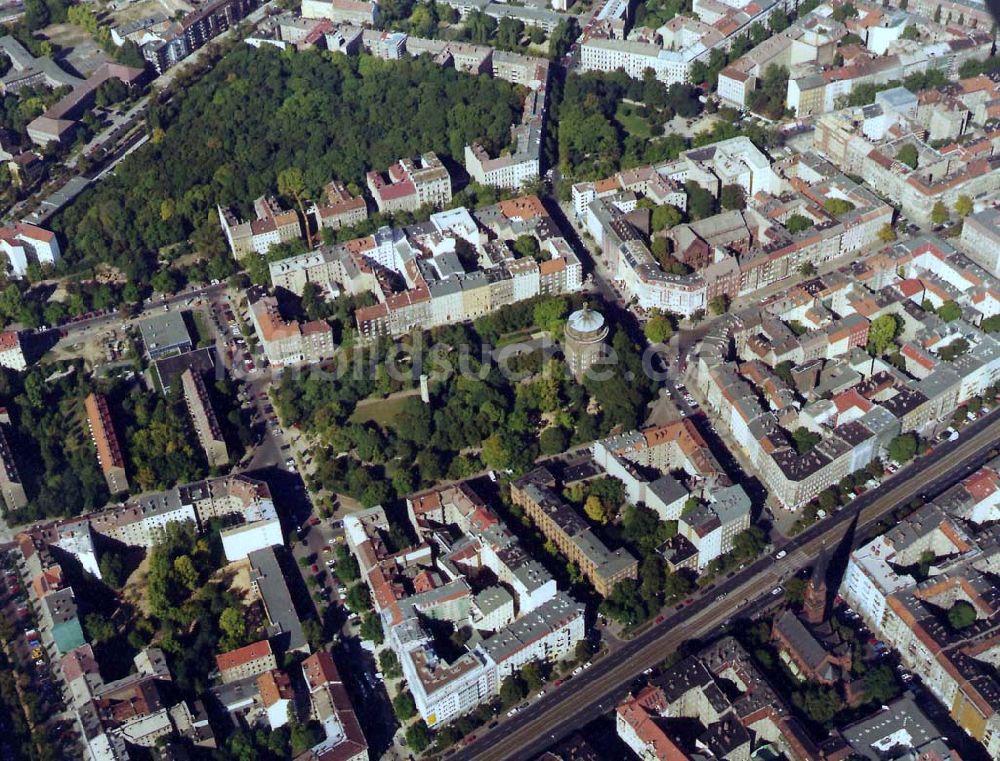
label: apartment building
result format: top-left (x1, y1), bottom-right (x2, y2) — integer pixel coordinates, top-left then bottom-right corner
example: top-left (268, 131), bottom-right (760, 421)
top-left (593, 422), bottom-right (750, 569)
top-left (12, 526), bottom-right (221, 754)
top-left (511, 468), bottom-right (638, 596)
top-left (0, 222), bottom-right (60, 277)
top-left (219, 499), bottom-right (282, 562)
top-left (215, 640), bottom-right (278, 684)
top-left (40, 587), bottom-right (87, 655)
top-left (480, 592), bottom-right (585, 681)
top-left (676, 485), bottom-right (752, 570)
top-left (841, 696), bottom-right (962, 760)
top-left (310, 180), bottom-right (368, 232)
top-left (343, 198), bottom-right (582, 339)
top-left (692, 226), bottom-right (1000, 511)
top-left (218, 196), bottom-right (302, 260)
top-left (257, 669), bottom-right (295, 730)
top-left (0, 426), bottom-right (27, 510)
top-left (465, 56), bottom-right (549, 190)
top-left (465, 127), bottom-right (541, 190)
top-left (142, 0), bottom-right (262, 73)
top-left (298, 651), bottom-right (368, 761)
top-left (268, 243), bottom-right (375, 297)
top-left (347, 480), bottom-right (584, 729)
top-left (617, 638), bottom-right (819, 760)
top-left (249, 546), bottom-right (309, 654)
top-left (785, 19), bottom-right (991, 118)
top-left (406, 485), bottom-right (559, 614)
top-left (814, 106), bottom-right (1000, 227)
top-left (60, 475), bottom-right (274, 557)
top-left (839, 500), bottom-right (1000, 758)
top-left (960, 207), bottom-right (1000, 277)
top-left (249, 294), bottom-right (335, 368)
top-left (180, 368), bottom-right (229, 469)
top-left (576, 140), bottom-right (834, 316)
top-left (579, 15), bottom-right (724, 86)
top-left (0, 330), bottom-right (27, 371)
top-left (366, 152), bottom-right (452, 213)
top-left (84, 393), bottom-right (129, 495)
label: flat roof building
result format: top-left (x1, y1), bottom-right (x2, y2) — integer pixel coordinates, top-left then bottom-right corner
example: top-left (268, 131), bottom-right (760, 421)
top-left (248, 547), bottom-right (309, 654)
top-left (138, 311), bottom-right (193, 360)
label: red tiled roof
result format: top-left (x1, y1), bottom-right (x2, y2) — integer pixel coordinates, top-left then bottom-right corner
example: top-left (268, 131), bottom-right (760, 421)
top-left (897, 279), bottom-right (925, 298)
top-left (302, 649), bottom-right (341, 691)
top-left (216, 639), bottom-right (273, 672)
top-left (0, 331), bottom-right (19, 351)
top-left (14, 222), bottom-right (55, 242)
top-left (498, 195), bottom-right (546, 220)
top-left (258, 669), bottom-right (294, 707)
top-left (965, 469), bottom-right (1000, 502)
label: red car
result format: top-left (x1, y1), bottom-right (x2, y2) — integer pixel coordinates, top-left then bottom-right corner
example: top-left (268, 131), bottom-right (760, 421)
top-left (655, 615), bottom-right (665, 624)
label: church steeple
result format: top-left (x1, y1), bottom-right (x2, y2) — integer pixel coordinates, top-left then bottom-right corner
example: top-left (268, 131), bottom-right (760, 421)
top-left (803, 550), bottom-right (829, 625)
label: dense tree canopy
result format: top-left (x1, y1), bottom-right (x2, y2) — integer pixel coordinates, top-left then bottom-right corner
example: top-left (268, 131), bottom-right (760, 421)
top-left (948, 600), bottom-right (977, 630)
top-left (2, 364), bottom-right (109, 523)
top-left (867, 314), bottom-right (901, 355)
top-left (54, 48), bottom-right (522, 280)
top-left (888, 433), bottom-right (918, 463)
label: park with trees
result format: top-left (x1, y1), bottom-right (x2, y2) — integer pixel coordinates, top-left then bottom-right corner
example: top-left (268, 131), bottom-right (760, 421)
top-left (553, 69), bottom-right (779, 185)
top-left (271, 295), bottom-right (658, 509)
top-left (52, 46), bottom-right (523, 287)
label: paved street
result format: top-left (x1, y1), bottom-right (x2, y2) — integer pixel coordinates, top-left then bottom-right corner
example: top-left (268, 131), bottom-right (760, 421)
top-left (448, 409), bottom-right (1000, 761)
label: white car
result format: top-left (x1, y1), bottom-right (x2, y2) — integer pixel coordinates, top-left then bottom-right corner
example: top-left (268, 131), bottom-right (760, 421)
top-left (775, 550), bottom-right (787, 560)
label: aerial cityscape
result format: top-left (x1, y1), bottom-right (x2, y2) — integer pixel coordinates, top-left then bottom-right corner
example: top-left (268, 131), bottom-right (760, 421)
top-left (2, 0), bottom-right (1000, 757)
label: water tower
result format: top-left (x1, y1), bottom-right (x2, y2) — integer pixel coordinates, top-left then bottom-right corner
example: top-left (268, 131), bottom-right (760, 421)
top-left (563, 304), bottom-right (609, 381)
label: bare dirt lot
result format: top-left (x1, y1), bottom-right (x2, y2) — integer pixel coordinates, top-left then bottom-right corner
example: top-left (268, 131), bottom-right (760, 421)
top-left (47, 321), bottom-right (130, 369)
top-left (42, 23), bottom-right (112, 77)
top-left (109, 0), bottom-right (193, 25)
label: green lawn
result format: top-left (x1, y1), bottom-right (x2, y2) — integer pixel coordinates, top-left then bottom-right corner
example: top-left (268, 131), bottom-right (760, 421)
top-left (191, 311), bottom-right (215, 348)
top-left (615, 104), bottom-right (653, 139)
top-left (349, 392), bottom-right (419, 429)
top-left (496, 328), bottom-right (538, 348)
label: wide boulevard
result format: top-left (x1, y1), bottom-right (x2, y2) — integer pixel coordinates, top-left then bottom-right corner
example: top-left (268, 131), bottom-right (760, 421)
top-left (450, 407), bottom-right (1000, 761)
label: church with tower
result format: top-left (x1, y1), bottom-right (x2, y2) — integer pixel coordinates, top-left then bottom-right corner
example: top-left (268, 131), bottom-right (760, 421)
top-left (771, 550), bottom-right (867, 705)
